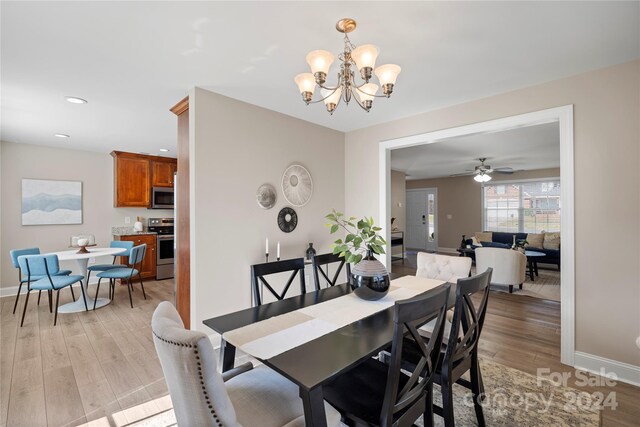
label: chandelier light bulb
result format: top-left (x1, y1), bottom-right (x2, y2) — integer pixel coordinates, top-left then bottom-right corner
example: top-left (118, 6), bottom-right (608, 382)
top-left (294, 73), bottom-right (316, 93)
top-left (357, 83), bottom-right (379, 102)
top-left (375, 64), bottom-right (402, 86)
top-left (351, 44), bottom-right (379, 71)
top-left (306, 50), bottom-right (335, 75)
top-left (321, 87), bottom-right (342, 114)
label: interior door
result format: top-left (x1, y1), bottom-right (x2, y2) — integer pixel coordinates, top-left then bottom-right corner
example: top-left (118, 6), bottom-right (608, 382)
top-left (406, 189), bottom-right (438, 252)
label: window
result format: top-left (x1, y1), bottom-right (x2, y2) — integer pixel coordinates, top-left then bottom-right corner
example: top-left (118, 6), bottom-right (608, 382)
top-left (483, 179), bottom-right (560, 233)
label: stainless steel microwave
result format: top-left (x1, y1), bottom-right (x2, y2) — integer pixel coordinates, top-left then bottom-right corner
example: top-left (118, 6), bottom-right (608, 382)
top-left (151, 187), bottom-right (174, 209)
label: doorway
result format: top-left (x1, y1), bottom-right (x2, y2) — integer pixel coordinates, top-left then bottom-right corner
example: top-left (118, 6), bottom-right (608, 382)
top-left (406, 188), bottom-right (437, 252)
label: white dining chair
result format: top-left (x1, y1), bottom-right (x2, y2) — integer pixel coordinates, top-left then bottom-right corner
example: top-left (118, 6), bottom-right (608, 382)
top-left (416, 252), bottom-right (472, 282)
top-left (152, 301), bottom-right (341, 427)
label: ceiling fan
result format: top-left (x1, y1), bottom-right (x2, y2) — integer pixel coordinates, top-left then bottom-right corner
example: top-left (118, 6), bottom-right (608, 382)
top-left (450, 158), bottom-right (514, 182)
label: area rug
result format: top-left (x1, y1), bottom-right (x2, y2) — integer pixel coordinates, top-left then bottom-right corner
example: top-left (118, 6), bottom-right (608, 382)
top-left (470, 265), bottom-right (561, 302)
top-left (126, 359), bottom-right (600, 427)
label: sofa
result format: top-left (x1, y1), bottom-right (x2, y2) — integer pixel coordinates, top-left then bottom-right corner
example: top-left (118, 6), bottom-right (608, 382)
top-left (464, 231), bottom-right (560, 269)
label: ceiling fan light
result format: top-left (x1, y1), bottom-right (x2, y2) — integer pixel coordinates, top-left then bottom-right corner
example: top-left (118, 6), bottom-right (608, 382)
top-left (351, 44), bottom-right (379, 70)
top-left (306, 50), bottom-right (335, 74)
top-left (482, 174), bottom-right (492, 182)
top-left (473, 174), bottom-right (483, 183)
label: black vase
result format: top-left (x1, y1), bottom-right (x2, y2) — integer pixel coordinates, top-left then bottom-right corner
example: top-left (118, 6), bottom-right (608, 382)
top-left (305, 243), bottom-right (316, 260)
top-left (350, 250), bottom-right (390, 301)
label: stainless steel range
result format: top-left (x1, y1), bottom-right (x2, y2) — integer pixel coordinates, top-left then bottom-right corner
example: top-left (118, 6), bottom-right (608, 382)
top-left (148, 218), bottom-right (174, 280)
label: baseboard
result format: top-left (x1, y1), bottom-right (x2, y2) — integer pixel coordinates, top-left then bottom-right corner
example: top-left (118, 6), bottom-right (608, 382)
top-left (0, 277), bottom-right (100, 298)
top-left (438, 247), bottom-right (458, 254)
top-left (574, 351), bottom-right (640, 387)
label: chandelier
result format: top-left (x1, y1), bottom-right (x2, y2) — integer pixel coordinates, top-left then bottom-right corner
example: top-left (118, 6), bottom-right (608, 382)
top-left (294, 18), bottom-right (401, 115)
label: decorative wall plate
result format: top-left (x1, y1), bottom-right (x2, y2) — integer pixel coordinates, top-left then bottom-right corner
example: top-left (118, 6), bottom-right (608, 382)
top-left (282, 164), bottom-right (313, 207)
top-left (277, 207), bottom-right (298, 233)
top-left (256, 183), bottom-right (277, 209)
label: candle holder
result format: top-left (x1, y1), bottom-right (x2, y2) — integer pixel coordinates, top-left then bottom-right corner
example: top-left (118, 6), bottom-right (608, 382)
top-left (265, 253), bottom-right (269, 263)
top-left (277, 256), bottom-right (280, 261)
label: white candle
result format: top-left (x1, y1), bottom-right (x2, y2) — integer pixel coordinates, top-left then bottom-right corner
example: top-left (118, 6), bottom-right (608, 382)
top-left (265, 238), bottom-right (269, 254)
top-left (277, 242), bottom-right (280, 259)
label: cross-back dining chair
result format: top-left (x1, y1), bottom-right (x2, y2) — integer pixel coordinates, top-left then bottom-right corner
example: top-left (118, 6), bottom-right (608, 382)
top-left (322, 284), bottom-right (451, 427)
top-left (403, 268), bottom-right (492, 427)
top-left (251, 258), bottom-right (306, 306)
top-left (17, 254), bottom-right (87, 326)
top-left (311, 252), bottom-right (351, 291)
top-left (152, 301), bottom-right (341, 427)
top-left (93, 244), bottom-right (147, 309)
top-left (87, 240), bottom-right (134, 284)
top-left (10, 247), bottom-right (74, 315)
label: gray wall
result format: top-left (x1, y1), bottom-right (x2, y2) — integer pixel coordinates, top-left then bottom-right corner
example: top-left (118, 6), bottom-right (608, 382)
top-left (345, 60), bottom-right (640, 366)
top-left (0, 141), bottom-right (173, 289)
top-left (405, 168), bottom-right (560, 249)
top-left (190, 88), bottom-right (345, 333)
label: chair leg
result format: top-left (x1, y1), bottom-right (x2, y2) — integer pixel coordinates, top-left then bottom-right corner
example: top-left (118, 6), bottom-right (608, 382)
top-left (139, 274), bottom-right (146, 300)
top-left (79, 281), bottom-right (88, 311)
top-left (93, 279), bottom-right (102, 310)
top-left (37, 290), bottom-right (42, 306)
top-left (127, 279), bottom-right (134, 308)
top-left (20, 290), bottom-right (31, 327)
top-left (509, 285), bottom-right (513, 293)
top-left (519, 283), bottom-right (523, 290)
top-left (48, 290), bottom-right (53, 313)
top-left (441, 382), bottom-right (455, 427)
top-left (54, 290), bottom-right (61, 326)
top-left (69, 285), bottom-right (76, 302)
top-left (470, 360), bottom-right (486, 427)
top-left (424, 383), bottom-right (434, 427)
top-left (12, 283), bottom-right (23, 314)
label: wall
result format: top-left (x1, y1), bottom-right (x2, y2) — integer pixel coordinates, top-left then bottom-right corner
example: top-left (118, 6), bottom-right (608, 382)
top-left (190, 88), bottom-right (345, 333)
top-left (0, 141), bottom-right (174, 289)
top-left (345, 60), bottom-right (640, 366)
top-left (406, 168), bottom-right (560, 249)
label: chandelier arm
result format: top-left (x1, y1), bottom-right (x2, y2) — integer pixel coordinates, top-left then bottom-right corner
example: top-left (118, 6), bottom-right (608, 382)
top-left (305, 87), bottom-right (340, 105)
top-left (348, 88), bottom-right (371, 112)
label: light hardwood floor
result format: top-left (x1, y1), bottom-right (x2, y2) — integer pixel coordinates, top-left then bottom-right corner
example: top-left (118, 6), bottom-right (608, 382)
top-left (1, 276), bottom-right (639, 426)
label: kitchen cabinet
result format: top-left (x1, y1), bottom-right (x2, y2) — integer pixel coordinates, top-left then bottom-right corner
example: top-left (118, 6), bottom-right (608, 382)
top-left (152, 159), bottom-right (177, 187)
top-left (111, 151), bottom-right (177, 207)
top-left (115, 234), bottom-right (157, 279)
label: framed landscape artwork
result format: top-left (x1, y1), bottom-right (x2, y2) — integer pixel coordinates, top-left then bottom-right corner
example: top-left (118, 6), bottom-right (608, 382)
top-left (21, 179), bottom-right (83, 225)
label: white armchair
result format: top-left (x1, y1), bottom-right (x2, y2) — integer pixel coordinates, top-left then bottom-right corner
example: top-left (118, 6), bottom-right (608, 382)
top-left (416, 252), bottom-right (472, 282)
top-left (475, 247), bottom-right (526, 293)
top-left (152, 302), bottom-right (341, 427)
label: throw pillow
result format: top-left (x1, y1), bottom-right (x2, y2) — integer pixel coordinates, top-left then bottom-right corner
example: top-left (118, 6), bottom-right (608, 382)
top-left (543, 232), bottom-right (561, 250)
top-left (471, 236), bottom-right (481, 246)
top-left (526, 233), bottom-right (545, 249)
top-left (475, 232), bottom-right (492, 243)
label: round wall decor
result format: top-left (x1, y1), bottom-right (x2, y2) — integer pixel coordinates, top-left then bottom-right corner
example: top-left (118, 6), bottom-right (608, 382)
top-left (282, 164), bottom-right (313, 207)
top-left (256, 183), bottom-right (277, 209)
top-left (277, 207), bottom-right (298, 233)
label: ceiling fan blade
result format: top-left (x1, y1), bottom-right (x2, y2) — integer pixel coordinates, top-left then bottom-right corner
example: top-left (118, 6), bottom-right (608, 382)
top-left (449, 171), bottom-right (475, 177)
top-left (493, 167), bottom-right (513, 172)
top-left (493, 170), bottom-right (514, 174)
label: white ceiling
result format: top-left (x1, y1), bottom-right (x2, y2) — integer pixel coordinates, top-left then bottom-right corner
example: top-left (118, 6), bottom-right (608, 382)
top-left (391, 122), bottom-right (560, 180)
top-left (1, 2), bottom-right (638, 154)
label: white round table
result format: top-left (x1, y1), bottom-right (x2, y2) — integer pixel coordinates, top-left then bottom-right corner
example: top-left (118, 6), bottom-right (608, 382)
top-left (47, 247), bottom-right (126, 313)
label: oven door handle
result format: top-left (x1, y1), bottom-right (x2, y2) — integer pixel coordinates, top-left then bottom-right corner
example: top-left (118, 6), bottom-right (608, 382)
top-left (157, 236), bottom-right (174, 241)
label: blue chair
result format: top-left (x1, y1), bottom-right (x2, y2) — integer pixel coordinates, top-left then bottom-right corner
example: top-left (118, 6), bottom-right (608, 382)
top-left (17, 254), bottom-right (87, 326)
top-left (10, 247), bottom-right (74, 315)
top-left (87, 241), bottom-right (135, 284)
top-left (94, 244), bottom-right (147, 309)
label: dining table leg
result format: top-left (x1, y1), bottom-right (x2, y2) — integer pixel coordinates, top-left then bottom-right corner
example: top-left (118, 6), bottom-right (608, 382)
top-left (300, 386), bottom-right (327, 427)
top-left (220, 339), bottom-right (236, 373)
top-left (58, 258), bottom-right (110, 313)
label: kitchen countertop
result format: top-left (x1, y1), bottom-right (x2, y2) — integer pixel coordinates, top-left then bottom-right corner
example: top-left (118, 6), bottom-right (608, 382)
top-left (111, 226), bottom-right (157, 236)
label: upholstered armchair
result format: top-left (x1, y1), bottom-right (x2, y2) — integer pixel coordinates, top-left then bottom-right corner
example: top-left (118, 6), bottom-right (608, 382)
top-left (152, 302), bottom-right (341, 427)
top-left (416, 252), bottom-right (472, 282)
top-left (475, 247), bottom-right (526, 293)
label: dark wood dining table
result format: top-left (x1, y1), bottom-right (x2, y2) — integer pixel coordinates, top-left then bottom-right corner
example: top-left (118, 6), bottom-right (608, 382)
top-left (203, 281), bottom-right (456, 427)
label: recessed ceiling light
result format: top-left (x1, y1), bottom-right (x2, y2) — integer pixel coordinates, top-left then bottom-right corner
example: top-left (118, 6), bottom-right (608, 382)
top-left (159, 148), bottom-right (170, 152)
top-left (54, 134), bottom-right (70, 138)
top-left (65, 96), bottom-right (88, 104)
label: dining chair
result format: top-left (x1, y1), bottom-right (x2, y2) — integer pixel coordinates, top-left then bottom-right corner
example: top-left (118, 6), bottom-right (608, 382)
top-left (403, 268), bottom-right (492, 427)
top-left (251, 258), bottom-right (306, 306)
top-left (416, 252), bottom-right (471, 282)
top-left (312, 252), bottom-right (351, 290)
top-left (10, 247), bottom-right (74, 315)
top-left (17, 254), bottom-right (87, 326)
top-left (86, 240), bottom-right (134, 285)
top-left (93, 244), bottom-right (147, 309)
top-left (322, 284), bottom-right (451, 427)
top-left (152, 301), bottom-right (341, 427)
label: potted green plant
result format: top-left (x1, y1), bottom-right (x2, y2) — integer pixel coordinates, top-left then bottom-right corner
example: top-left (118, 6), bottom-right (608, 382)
top-left (325, 210), bottom-right (390, 300)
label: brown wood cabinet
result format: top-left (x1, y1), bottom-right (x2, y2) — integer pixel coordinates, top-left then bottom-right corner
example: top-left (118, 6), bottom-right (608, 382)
top-left (111, 151), bottom-right (177, 207)
top-left (115, 234), bottom-right (157, 279)
top-left (152, 160), bottom-right (177, 187)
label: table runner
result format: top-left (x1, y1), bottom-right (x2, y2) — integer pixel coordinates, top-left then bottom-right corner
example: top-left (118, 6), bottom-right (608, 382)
top-left (223, 276), bottom-right (445, 360)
